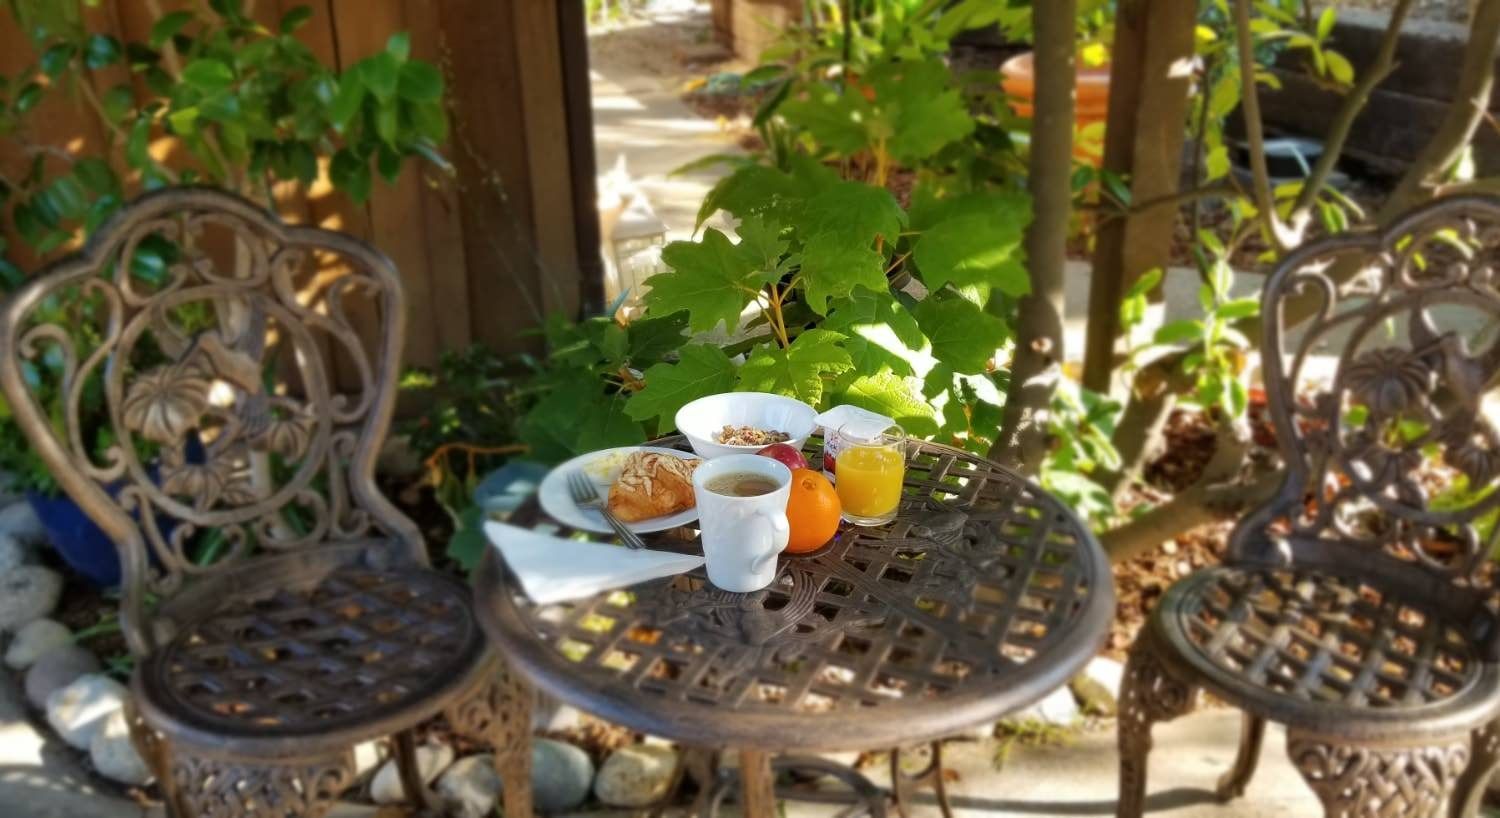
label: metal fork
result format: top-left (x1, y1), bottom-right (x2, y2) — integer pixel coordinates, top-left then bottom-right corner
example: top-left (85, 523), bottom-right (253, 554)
top-left (567, 471), bottom-right (647, 550)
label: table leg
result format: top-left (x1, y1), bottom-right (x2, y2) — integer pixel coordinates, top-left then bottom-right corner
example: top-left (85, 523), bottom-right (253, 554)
top-left (740, 749), bottom-right (778, 818)
top-left (891, 741), bottom-right (953, 818)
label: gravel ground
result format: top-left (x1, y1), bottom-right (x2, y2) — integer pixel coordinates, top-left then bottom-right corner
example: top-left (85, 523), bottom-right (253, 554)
top-left (1313, 0), bottom-right (1472, 23)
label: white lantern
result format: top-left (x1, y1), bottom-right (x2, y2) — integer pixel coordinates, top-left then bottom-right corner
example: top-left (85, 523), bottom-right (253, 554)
top-left (606, 195), bottom-right (668, 316)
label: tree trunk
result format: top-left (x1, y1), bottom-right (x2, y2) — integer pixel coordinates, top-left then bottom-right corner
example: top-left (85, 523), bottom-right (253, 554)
top-left (990, 0), bottom-right (1076, 472)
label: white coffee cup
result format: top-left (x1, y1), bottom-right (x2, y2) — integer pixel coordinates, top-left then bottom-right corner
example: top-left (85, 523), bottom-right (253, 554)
top-left (692, 455), bottom-right (792, 592)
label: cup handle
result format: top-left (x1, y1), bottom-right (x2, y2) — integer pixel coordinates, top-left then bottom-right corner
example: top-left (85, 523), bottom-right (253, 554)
top-left (748, 510), bottom-right (790, 575)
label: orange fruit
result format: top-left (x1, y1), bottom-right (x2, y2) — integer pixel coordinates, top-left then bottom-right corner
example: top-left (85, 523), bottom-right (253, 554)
top-left (785, 468), bottom-right (841, 553)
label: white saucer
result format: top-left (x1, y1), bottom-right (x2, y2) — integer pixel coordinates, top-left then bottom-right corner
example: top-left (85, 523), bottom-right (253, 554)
top-left (537, 446), bottom-right (702, 534)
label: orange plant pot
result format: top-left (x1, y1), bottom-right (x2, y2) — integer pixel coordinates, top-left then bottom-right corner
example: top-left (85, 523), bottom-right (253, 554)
top-left (1000, 52), bottom-right (1112, 166)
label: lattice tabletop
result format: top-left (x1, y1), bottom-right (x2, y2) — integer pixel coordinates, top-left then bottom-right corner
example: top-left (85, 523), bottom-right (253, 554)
top-left (474, 436), bottom-right (1114, 752)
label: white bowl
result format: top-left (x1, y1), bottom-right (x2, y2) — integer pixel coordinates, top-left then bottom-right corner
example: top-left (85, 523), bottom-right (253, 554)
top-left (675, 392), bottom-right (818, 459)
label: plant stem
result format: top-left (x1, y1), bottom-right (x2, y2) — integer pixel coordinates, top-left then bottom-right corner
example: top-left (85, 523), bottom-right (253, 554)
top-left (1231, 0), bottom-right (1296, 251)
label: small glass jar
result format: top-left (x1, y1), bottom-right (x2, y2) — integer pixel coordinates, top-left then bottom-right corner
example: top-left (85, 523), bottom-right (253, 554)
top-left (833, 422), bottom-right (906, 526)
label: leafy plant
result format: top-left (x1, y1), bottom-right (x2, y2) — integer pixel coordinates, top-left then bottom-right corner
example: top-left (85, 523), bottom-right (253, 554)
top-left (0, 1), bottom-right (447, 495)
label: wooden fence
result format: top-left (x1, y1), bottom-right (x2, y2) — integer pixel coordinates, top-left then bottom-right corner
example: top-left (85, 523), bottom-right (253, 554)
top-left (0, 0), bottom-right (603, 369)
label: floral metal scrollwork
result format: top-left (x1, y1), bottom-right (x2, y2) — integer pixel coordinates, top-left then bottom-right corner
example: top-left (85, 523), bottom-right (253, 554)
top-left (1286, 733), bottom-right (1469, 818)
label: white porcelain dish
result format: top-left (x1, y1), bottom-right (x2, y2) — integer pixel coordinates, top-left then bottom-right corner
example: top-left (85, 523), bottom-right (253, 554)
top-left (675, 392), bottom-right (818, 459)
top-left (538, 446), bottom-right (701, 534)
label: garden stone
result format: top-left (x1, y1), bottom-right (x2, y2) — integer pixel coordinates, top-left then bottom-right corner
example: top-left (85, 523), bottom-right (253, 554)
top-left (0, 564), bottom-right (62, 632)
top-left (437, 754), bottom-right (501, 818)
top-left (90, 709), bottom-right (152, 785)
top-left (1011, 685), bottom-right (1080, 727)
top-left (25, 645), bottom-right (101, 709)
top-left (46, 673), bottom-right (129, 749)
top-left (6, 618), bottom-right (73, 671)
top-left (0, 532), bottom-right (27, 576)
top-left (533, 696), bottom-right (584, 732)
top-left (1070, 656), bottom-right (1126, 716)
top-left (369, 742), bottom-right (454, 804)
top-left (532, 737), bottom-right (595, 812)
top-left (594, 744), bottom-right (678, 808)
top-left (352, 740), bottom-right (384, 777)
top-left (0, 501), bottom-right (45, 544)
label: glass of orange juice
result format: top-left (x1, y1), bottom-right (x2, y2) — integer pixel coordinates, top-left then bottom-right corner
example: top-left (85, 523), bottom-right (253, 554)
top-left (834, 422), bottom-right (906, 526)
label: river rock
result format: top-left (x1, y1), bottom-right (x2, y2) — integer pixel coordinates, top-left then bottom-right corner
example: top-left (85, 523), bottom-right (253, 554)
top-left (369, 743), bottom-right (454, 804)
top-left (6, 618), bottom-right (73, 671)
top-left (1070, 656), bottom-right (1126, 716)
top-left (437, 754), bottom-right (501, 818)
top-left (533, 737), bottom-right (595, 812)
top-left (594, 745), bottom-right (678, 808)
top-left (0, 502), bottom-right (45, 544)
top-left (0, 565), bottom-right (62, 632)
top-left (47, 673), bottom-right (128, 749)
top-left (25, 645), bottom-right (101, 709)
top-left (0, 532), bottom-right (27, 576)
top-left (90, 709), bottom-right (152, 785)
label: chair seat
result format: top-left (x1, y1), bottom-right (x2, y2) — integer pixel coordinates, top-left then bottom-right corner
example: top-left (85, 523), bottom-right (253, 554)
top-left (1152, 566), bottom-right (1500, 734)
top-left (134, 564), bottom-right (491, 752)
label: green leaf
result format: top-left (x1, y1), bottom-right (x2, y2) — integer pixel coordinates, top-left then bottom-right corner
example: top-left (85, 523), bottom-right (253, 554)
top-left (375, 101), bottom-right (399, 144)
top-left (695, 163), bottom-right (798, 228)
top-left (914, 293), bottom-right (1009, 375)
top-left (182, 59), bottom-right (235, 91)
top-left (778, 86), bottom-right (870, 155)
top-left (736, 330), bottom-right (854, 405)
top-left (1153, 319), bottom-right (1204, 346)
top-left (101, 84), bottom-right (134, 122)
top-left (329, 149), bottom-right (372, 202)
top-left (83, 34), bottom-right (122, 69)
top-left (280, 5), bottom-right (314, 34)
top-left (40, 43), bottom-right (76, 77)
top-left (625, 344), bottom-right (738, 430)
top-left (867, 58), bottom-right (976, 162)
top-left (376, 144), bottom-right (402, 183)
top-left (386, 32), bottom-right (411, 61)
top-left (799, 232), bottom-right (886, 316)
top-left (329, 76), bottom-right (364, 129)
top-left (168, 106), bottom-right (200, 136)
top-left (803, 181), bottom-right (904, 245)
top-left (833, 369), bottom-right (939, 437)
top-left (397, 60), bottom-right (443, 103)
top-left (73, 157), bottom-right (117, 195)
top-left (446, 505), bottom-right (488, 573)
top-left (1317, 6), bottom-right (1337, 40)
top-left (1216, 298), bottom-right (1260, 321)
top-left (625, 312), bottom-right (688, 364)
top-left (16, 83), bottom-right (44, 114)
top-left (646, 228), bottom-right (760, 333)
top-left (150, 11), bottom-right (194, 47)
top-left (1325, 50), bottom-right (1354, 85)
top-left (913, 193), bottom-right (1030, 296)
top-left (360, 53), bottom-right (401, 102)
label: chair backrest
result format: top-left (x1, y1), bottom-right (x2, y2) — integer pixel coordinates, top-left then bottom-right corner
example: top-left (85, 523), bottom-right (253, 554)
top-left (0, 188), bottom-right (424, 656)
top-left (1230, 196), bottom-right (1500, 632)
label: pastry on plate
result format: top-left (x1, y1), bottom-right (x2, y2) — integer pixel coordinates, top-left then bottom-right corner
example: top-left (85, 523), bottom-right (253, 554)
top-left (608, 452), bottom-right (699, 522)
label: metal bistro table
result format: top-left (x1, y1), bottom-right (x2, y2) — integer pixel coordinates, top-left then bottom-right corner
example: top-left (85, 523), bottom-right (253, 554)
top-left (474, 435), bottom-right (1115, 818)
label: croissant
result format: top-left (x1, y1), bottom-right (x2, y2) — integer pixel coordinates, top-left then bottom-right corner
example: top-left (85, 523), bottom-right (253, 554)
top-left (608, 453), bottom-right (700, 522)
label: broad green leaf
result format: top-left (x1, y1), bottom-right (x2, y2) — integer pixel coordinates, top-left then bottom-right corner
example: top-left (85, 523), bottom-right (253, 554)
top-left (1317, 6), bottom-right (1337, 40)
top-left (736, 329), bottom-right (854, 405)
top-left (1216, 297), bottom-right (1260, 321)
top-left (40, 43), bottom-right (75, 77)
top-left (150, 11), bottom-right (193, 47)
top-left (73, 158), bottom-right (118, 195)
top-left (734, 216), bottom-right (789, 284)
top-left (1153, 319), bottom-right (1204, 346)
top-left (913, 195), bottom-right (1029, 296)
top-left (183, 59), bottom-right (234, 91)
top-left (696, 163), bottom-right (798, 228)
top-left (168, 106), bottom-right (199, 136)
top-left (799, 232), bottom-right (886, 316)
top-left (625, 344), bottom-right (738, 430)
top-left (398, 61), bottom-right (443, 103)
top-left (646, 228), bottom-right (761, 333)
top-left (521, 379), bottom-right (645, 462)
top-left (329, 76), bottom-right (364, 129)
top-left (375, 101), bottom-right (399, 144)
top-left (386, 32), bottom-right (411, 61)
top-left (329, 149), bottom-right (372, 202)
top-left (360, 52), bottom-right (401, 102)
top-left (824, 289), bottom-right (926, 352)
top-left (625, 312), bottom-right (688, 364)
top-left (101, 84), bottom-right (134, 122)
top-left (1325, 50), bottom-right (1354, 85)
top-left (803, 181), bottom-right (904, 245)
top-left (280, 6), bottom-right (314, 34)
top-left (866, 58), bottom-right (975, 162)
top-left (446, 505), bottom-right (488, 573)
top-left (833, 369), bottom-right (939, 437)
top-left (778, 86), bottom-right (870, 155)
top-left (914, 293), bottom-right (1008, 375)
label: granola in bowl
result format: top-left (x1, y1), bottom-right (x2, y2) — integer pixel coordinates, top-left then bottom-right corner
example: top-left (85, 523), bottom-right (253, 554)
top-left (715, 425), bottom-right (792, 447)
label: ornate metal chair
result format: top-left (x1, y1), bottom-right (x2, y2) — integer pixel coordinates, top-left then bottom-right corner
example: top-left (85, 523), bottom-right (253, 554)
top-left (0, 188), bottom-right (532, 818)
top-left (1117, 196), bottom-right (1500, 818)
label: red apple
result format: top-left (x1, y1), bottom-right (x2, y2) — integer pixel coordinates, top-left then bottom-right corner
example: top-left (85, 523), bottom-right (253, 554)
top-left (757, 443), bottom-right (809, 471)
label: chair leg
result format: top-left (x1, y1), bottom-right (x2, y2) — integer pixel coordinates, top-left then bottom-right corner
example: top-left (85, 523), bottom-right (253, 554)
top-left (1451, 721), bottom-right (1500, 818)
top-left (393, 729), bottom-right (433, 811)
top-left (1286, 729), bottom-right (1471, 818)
top-left (168, 751), bottom-right (356, 818)
top-left (446, 660), bottom-right (535, 818)
top-left (1216, 713), bottom-right (1266, 802)
top-left (1116, 635), bottom-right (1197, 818)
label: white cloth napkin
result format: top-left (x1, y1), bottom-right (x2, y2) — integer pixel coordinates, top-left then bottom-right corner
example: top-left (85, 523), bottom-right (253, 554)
top-left (484, 521), bottom-right (705, 605)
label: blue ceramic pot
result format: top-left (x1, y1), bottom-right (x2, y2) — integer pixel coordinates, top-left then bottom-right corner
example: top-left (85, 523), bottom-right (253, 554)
top-left (26, 490), bottom-right (121, 588)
